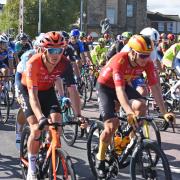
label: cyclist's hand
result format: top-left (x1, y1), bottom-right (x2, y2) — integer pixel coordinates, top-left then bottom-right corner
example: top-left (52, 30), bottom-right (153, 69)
top-left (78, 116), bottom-right (89, 129)
top-left (38, 116), bottom-right (48, 130)
top-left (164, 112), bottom-right (175, 123)
top-left (127, 114), bottom-right (138, 130)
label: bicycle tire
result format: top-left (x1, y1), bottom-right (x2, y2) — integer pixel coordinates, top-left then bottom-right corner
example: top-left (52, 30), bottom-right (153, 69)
top-left (48, 148), bottom-right (76, 180)
top-left (62, 107), bottom-right (78, 146)
top-left (7, 78), bottom-right (15, 106)
top-left (20, 126), bottom-right (30, 180)
top-left (0, 87), bottom-right (10, 123)
top-left (87, 120), bottom-right (104, 177)
top-left (130, 139), bottom-right (172, 180)
top-left (86, 75), bottom-right (94, 101)
top-left (80, 75), bottom-right (87, 110)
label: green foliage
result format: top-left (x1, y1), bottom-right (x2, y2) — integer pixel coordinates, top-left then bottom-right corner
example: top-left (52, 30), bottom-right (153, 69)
top-left (0, 0), bottom-right (80, 38)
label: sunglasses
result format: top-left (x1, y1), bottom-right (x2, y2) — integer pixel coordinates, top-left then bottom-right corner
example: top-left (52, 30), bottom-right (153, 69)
top-left (46, 48), bottom-right (64, 55)
top-left (134, 50), bottom-right (150, 59)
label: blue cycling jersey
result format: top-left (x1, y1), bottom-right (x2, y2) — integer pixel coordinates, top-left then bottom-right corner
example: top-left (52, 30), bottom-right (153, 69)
top-left (0, 47), bottom-right (14, 62)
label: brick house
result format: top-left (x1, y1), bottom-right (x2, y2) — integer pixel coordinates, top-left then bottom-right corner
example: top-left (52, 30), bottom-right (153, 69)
top-left (84, 0), bottom-right (148, 37)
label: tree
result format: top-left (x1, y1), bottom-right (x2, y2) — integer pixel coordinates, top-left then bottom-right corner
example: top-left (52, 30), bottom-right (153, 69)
top-left (0, 0), bottom-right (80, 38)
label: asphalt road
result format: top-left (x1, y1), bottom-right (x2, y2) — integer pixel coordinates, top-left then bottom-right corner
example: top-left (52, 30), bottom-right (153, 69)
top-left (0, 98), bottom-right (180, 180)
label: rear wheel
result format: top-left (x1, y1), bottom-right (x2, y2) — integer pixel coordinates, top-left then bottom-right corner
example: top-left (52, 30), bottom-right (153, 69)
top-left (48, 148), bottom-right (76, 180)
top-left (130, 139), bottom-right (172, 180)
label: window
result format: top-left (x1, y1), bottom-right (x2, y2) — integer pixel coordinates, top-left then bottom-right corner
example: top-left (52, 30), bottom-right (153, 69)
top-left (167, 22), bottom-right (173, 32)
top-left (106, 7), bottom-right (117, 24)
top-left (127, 4), bottom-right (133, 17)
top-left (158, 22), bottom-right (164, 32)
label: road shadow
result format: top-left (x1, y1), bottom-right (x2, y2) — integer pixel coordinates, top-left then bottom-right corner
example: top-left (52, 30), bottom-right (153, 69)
top-left (0, 153), bottom-right (22, 179)
top-left (0, 119), bottom-right (15, 131)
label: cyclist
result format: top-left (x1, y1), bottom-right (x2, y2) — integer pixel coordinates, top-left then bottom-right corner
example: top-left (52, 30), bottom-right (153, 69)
top-left (91, 38), bottom-right (108, 66)
top-left (15, 31), bottom-right (83, 180)
top-left (167, 33), bottom-right (176, 47)
top-left (0, 35), bottom-right (13, 77)
top-left (95, 35), bottom-right (175, 178)
top-left (106, 31), bottom-right (132, 60)
top-left (15, 32), bottom-right (32, 59)
top-left (158, 33), bottom-right (169, 55)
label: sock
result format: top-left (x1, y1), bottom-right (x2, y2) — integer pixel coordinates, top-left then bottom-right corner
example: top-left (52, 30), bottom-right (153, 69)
top-left (96, 140), bottom-right (108, 161)
top-left (28, 153), bottom-right (37, 174)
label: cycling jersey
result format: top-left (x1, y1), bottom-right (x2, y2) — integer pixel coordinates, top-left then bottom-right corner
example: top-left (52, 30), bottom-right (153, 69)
top-left (98, 52), bottom-right (157, 88)
top-left (63, 45), bottom-right (76, 62)
top-left (21, 53), bottom-right (72, 91)
top-left (15, 41), bottom-right (32, 58)
top-left (106, 41), bottom-right (124, 60)
top-left (69, 40), bottom-right (84, 60)
top-left (91, 45), bottom-right (108, 65)
top-left (162, 43), bottom-right (180, 67)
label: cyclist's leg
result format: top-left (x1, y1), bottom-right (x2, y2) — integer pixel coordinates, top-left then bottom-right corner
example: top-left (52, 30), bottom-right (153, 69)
top-left (96, 83), bottom-right (119, 178)
top-left (17, 83), bottom-right (40, 177)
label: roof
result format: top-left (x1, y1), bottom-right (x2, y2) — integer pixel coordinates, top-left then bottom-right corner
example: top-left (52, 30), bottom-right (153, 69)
top-left (147, 11), bottom-right (178, 22)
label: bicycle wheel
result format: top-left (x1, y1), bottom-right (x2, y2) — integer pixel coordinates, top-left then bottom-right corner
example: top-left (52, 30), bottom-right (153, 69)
top-left (7, 78), bottom-right (15, 106)
top-left (0, 87), bottom-right (10, 123)
top-left (86, 75), bottom-right (94, 101)
top-left (48, 148), bottom-right (76, 180)
top-left (20, 126), bottom-right (30, 180)
top-left (62, 107), bottom-right (78, 146)
top-left (87, 120), bottom-right (104, 177)
top-left (80, 75), bottom-right (87, 110)
top-left (130, 139), bottom-right (172, 180)
top-left (87, 120), bottom-right (119, 179)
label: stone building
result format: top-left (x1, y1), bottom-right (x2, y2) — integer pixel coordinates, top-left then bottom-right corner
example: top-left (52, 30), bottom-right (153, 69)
top-left (84, 0), bottom-right (148, 37)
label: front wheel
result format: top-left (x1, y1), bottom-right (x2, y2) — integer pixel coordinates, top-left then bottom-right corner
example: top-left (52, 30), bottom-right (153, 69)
top-left (48, 148), bottom-right (76, 180)
top-left (130, 139), bottom-right (172, 180)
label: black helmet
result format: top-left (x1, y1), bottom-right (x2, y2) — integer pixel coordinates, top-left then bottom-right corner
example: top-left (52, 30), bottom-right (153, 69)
top-left (62, 31), bottom-right (69, 40)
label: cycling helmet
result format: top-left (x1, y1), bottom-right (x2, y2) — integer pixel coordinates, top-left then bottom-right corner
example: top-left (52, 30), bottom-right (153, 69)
top-left (0, 35), bottom-right (8, 43)
top-left (121, 31), bottom-right (133, 40)
top-left (80, 31), bottom-right (86, 38)
top-left (40, 31), bottom-right (65, 48)
top-left (70, 29), bottom-right (80, 37)
top-left (160, 33), bottom-right (166, 40)
top-left (19, 33), bottom-right (28, 40)
top-left (62, 31), bottom-right (69, 40)
top-left (98, 38), bottom-right (106, 45)
top-left (1, 33), bottom-right (9, 42)
top-left (33, 33), bottom-right (45, 47)
top-left (103, 33), bottom-right (110, 39)
top-left (140, 27), bottom-right (160, 43)
top-left (116, 34), bottom-right (122, 41)
top-left (167, 33), bottom-right (175, 41)
top-left (128, 35), bottom-right (154, 54)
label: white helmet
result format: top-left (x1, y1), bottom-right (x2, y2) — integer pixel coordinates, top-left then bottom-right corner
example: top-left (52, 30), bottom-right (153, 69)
top-left (0, 35), bottom-right (8, 43)
top-left (140, 27), bottom-right (160, 43)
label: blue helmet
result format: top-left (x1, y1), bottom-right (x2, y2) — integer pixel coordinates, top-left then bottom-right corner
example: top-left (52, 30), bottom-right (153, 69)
top-left (70, 29), bottom-right (80, 37)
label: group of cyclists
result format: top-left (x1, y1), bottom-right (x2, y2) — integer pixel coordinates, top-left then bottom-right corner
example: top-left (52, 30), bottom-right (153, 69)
top-left (0, 26), bottom-right (179, 180)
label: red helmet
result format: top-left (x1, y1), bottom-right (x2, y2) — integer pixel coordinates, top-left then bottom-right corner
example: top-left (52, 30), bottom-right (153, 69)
top-left (40, 31), bottom-right (65, 48)
top-left (167, 33), bottom-right (175, 41)
top-left (160, 33), bottom-right (166, 40)
top-left (87, 35), bottom-right (93, 41)
top-left (103, 33), bottom-right (110, 39)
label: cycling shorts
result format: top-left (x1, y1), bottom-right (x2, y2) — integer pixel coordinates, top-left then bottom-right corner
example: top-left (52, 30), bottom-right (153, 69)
top-left (96, 82), bottom-right (143, 121)
top-left (17, 83), bottom-right (61, 119)
top-left (0, 61), bottom-right (8, 69)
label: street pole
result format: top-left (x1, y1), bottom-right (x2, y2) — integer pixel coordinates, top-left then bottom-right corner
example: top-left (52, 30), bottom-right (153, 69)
top-left (38, 0), bottom-right (42, 34)
top-left (19, 0), bottom-right (24, 33)
top-left (80, 0), bottom-right (84, 31)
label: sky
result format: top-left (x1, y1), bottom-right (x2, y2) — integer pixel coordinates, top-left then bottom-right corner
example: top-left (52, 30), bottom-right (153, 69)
top-left (147, 0), bottom-right (180, 16)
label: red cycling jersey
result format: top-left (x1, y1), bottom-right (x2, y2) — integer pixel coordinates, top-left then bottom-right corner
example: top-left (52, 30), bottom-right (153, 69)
top-left (98, 52), bottom-right (157, 88)
top-left (21, 53), bottom-right (70, 91)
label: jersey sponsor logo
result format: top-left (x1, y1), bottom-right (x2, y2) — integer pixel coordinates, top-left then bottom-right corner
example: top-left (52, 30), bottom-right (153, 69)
top-left (114, 73), bottom-right (122, 81)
